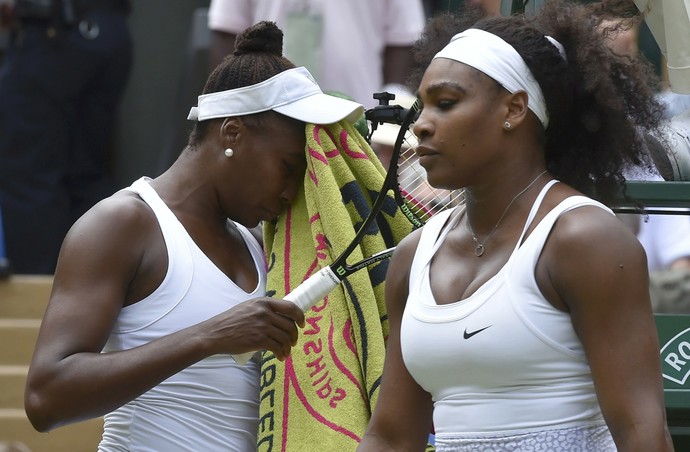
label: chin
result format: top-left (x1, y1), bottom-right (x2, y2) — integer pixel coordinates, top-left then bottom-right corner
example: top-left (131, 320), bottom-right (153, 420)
top-left (231, 216), bottom-right (259, 229)
top-left (248, 216), bottom-right (267, 228)
top-left (423, 173), bottom-right (444, 189)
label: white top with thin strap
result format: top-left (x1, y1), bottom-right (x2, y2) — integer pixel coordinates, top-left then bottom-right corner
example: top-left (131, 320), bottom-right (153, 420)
top-left (401, 180), bottom-right (616, 449)
top-left (99, 177), bottom-right (264, 452)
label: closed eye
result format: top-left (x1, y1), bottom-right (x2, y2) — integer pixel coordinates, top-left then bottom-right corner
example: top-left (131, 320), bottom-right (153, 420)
top-left (437, 99), bottom-right (458, 110)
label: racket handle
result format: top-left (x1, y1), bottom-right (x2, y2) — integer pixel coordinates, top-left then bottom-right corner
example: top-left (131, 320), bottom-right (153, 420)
top-left (284, 266), bottom-right (340, 312)
top-left (232, 266), bottom-right (341, 365)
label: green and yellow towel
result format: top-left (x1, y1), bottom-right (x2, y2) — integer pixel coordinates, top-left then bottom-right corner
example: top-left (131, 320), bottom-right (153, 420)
top-left (258, 120), bottom-right (414, 451)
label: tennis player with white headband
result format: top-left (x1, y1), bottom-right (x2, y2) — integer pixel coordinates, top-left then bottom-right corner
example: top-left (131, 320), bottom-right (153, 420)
top-left (25, 21), bottom-right (364, 451)
top-left (359, 1), bottom-right (672, 450)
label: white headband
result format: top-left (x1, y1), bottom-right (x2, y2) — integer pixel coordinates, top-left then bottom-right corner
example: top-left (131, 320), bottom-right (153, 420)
top-left (187, 67), bottom-right (364, 125)
top-left (433, 28), bottom-right (564, 129)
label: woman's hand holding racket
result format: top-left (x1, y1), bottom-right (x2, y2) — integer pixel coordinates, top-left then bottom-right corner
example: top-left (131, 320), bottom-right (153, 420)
top-left (233, 99), bottom-right (463, 365)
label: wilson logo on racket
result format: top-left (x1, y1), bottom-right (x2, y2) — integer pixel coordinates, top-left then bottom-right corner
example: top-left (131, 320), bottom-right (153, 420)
top-left (399, 203), bottom-right (423, 229)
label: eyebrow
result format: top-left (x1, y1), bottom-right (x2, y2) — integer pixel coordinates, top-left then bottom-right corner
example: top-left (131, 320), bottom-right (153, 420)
top-left (421, 81), bottom-right (468, 98)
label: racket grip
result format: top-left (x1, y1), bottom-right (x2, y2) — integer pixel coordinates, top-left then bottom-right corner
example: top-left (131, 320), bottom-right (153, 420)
top-left (284, 266), bottom-right (340, 312)
top-left (232, 267), bottom-right (341, 366)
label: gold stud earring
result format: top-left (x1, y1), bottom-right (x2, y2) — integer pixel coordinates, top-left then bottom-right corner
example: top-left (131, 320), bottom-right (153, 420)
top-left (224, 148), bottom-right (234, 158)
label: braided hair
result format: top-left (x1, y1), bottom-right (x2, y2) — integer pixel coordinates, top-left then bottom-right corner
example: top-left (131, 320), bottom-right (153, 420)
top-left (188, 21), bottom-right (296, 148)
top-left (408, 0), bottom-right (665, 205)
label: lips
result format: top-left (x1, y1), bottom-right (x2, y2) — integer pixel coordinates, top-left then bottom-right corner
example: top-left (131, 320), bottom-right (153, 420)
top-left (414, 145), bottom-right (432, 157)
top-left (414, 144), bottom-right (438, 158)
top-left (414, 145), bottom-right (439, 169)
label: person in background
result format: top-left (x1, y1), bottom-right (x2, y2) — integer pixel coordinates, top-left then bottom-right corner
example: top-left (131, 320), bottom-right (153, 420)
top-left (464, 0), bottom-right (500, 16)
top-left (24, 21), bottom-right (364, 451)
top-left (594, 0), bottom-right (690, 314)
top-left (659, 91), bottom-right (690, 119)
top-left (638, 216), bottom-right (690, 274)
top-left (357, 0), bottom-right (672, 450)
top-left (206, 0), bottom-right (425, 109)
top-left (0, 205), bottom-right (10, 278)
top-left (594, 0), bottom-right (690, 119)
top-left (369, 2), bottom-right (498, 168)
top-left (620, 178), bottom-right (690, 314)
top-left (423, 0), bottom-right (500, 18)
top-left (0, 0), bottom-right (132, 274)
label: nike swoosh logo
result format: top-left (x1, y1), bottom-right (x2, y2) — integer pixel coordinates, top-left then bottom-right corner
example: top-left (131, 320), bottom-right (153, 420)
top-left (463, 325), bottom-right (492, 339)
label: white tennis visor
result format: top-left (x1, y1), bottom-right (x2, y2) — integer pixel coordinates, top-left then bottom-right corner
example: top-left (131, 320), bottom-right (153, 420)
top-left (187, 67), bottom-right (364, 125)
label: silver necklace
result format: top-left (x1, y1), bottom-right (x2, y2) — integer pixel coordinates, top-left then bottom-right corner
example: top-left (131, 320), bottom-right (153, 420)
top-left (466, 170), bottom-right (548, 257)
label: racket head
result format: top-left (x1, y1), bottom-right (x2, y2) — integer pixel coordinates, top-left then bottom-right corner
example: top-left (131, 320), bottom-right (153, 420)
top-left (329, 101), bottom-right (462, 277)
top-left (390, 101), bottom-right (464, 228)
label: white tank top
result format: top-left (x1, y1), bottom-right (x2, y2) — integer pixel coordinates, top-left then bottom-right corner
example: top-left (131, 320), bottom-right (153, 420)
top-left (98, 177), bottom-right (264, 452)
top-left (401, 181), bottom-right (617, 449)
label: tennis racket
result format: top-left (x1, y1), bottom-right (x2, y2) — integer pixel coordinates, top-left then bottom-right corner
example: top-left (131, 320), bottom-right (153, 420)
top-left (233, 99), bottom-right (463, 364)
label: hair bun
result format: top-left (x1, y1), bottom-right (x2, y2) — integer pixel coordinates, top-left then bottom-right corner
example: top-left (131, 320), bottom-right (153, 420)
top-left (234, 21), bottom-right (284, 57)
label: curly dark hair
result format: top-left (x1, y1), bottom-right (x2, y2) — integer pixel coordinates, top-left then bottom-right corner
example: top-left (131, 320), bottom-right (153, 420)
top-left (408, 0), bottom-right (665, 206)
top-left (187, 21), bottom-right (297, 148)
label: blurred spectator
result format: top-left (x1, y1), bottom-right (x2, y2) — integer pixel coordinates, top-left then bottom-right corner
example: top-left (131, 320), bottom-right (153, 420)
top-left (0, 0), bottom-right (9, 60)
top-left (658, 90), bottom-right (690, 119)
top-left (206, 0), bottom-right (425, 109)
top-left (593, 0), bottom-right (690, 312)
top-left (636, 214), bottom-right (690, 274)
top-left (618, 210), bottom-right (690, 313)
top-left (422, 0), bottom-right (499, 17)
top-left (0, 205), bottom-right (10, 278)
top-left (464, 0), bottom-right (500, 15)
top-left (592, 0), bottom-right (690, 119)
top-left (0, 0), bottom-right (132, 274)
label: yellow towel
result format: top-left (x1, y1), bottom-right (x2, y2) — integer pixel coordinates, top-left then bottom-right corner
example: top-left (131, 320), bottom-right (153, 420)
top-left (258, 120), bottom-right (415, 451)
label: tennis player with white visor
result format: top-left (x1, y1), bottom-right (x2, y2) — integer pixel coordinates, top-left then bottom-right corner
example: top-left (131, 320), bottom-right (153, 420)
top-left (188, 66), bottom-right (364, 124)
top-left (24, 21), bottom-right (367, 451)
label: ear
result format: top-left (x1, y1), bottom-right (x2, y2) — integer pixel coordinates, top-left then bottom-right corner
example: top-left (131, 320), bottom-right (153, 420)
top-left (220, 117), bottom-right (243, 147)
top-left (504, 90), bottom-right (529, 129)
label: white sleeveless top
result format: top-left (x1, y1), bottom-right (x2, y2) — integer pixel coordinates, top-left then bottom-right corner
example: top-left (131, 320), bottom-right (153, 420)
top-left (98, 177), bottom-right (264, 452)
top-left (401, 180), bottom-right (617, 450)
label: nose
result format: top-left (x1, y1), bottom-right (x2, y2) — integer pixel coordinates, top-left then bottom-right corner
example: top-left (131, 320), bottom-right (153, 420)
top-left (412, 108), bottom-right (432, 139)
top-left (280, 173), bottom-right (303, 205)
top-left (280, 185), bottom-right (296, 205)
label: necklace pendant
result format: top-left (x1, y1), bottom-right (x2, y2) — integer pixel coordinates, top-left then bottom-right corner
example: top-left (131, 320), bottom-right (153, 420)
top-left (474, 244), bottom-right (485, 257)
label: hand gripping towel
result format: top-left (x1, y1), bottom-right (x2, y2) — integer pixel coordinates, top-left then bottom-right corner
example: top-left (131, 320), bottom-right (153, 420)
top-left (257, 120), bottom-right (415, 451)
